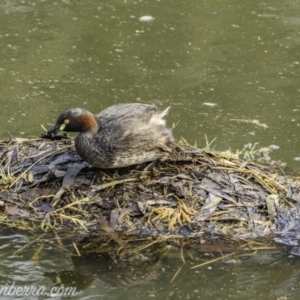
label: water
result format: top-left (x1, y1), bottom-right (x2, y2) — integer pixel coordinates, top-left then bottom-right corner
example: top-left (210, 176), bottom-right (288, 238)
top-left (1, 0), bottom-right (300, 299)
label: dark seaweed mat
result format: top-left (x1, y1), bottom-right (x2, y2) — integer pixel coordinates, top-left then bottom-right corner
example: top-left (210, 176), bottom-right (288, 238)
top-left (0, 137), bottom-right (300, 240)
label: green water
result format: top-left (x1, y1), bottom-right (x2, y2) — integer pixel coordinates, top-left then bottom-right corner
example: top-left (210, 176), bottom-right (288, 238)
top-left (1, 0), bottom-right (300, 299)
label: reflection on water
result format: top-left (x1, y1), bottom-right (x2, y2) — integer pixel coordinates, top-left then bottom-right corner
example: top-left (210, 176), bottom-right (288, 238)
top-left (0, 224), bottom-right (300, 300)
top-left (1, 0), bottom-right (300, 299)
top-left (0, 0), bottom-right (34, 14)
top-left (51, 236), bottom-right (168, 288)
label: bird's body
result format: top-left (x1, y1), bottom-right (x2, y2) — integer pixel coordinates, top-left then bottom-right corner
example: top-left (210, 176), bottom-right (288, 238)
top-left (47, 103), bottom-right (174, 168)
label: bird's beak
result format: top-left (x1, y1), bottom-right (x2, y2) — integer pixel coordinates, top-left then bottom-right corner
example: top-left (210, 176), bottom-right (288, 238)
top-left (47, 125), bottom-right (60, 134)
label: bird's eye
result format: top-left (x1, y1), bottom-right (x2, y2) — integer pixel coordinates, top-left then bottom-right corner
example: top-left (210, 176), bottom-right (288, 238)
top-left (64, 119), bottom-right (69, 124)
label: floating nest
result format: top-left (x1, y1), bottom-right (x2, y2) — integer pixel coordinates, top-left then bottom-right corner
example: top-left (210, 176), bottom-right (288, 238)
top-left (0, 136), bottom-right (300, 242)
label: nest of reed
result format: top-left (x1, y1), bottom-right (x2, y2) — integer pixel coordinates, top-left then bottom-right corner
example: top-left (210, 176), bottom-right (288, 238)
top-left (0, 136), bottom-right (300, 242)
